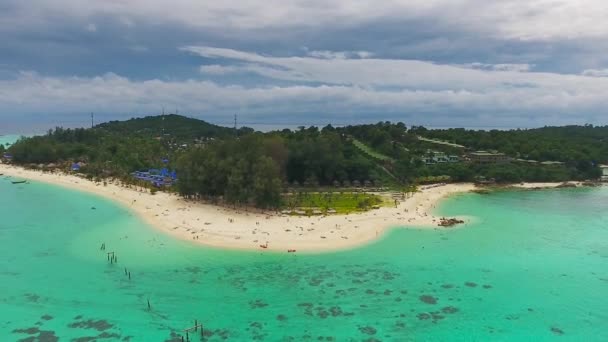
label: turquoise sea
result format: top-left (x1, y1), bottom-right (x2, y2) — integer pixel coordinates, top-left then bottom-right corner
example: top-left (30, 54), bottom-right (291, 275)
top-left (0, 135), bottom-right (23, 147)
top-left (1, 179), bottom-right (606, 341)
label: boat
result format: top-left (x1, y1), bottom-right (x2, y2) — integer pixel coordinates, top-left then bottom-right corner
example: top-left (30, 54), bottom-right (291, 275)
top-left (11, 180), bottom-right (27, 184)
top-left (260, 245), bottom-right (268, 249)
top-left (288, 249), bottom-right (296, 253)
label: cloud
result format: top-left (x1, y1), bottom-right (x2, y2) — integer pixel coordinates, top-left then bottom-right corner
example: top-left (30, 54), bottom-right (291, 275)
top-left (2, 49), bottom-right (608, 128)
top-left (3, 0), bottom-right (608, 41)
top-left (581, 69), bottom-right (608, 77)
top-left (463, 63), bottom-right (532, 72)
top-left (1, 1), bottom-right (608, 129)
top-left (183, 46), bottom-right (601, 94)
top-left (199, 65), bottom-right (243, 75)
top-left (307, 50), bottom-right (374, 60)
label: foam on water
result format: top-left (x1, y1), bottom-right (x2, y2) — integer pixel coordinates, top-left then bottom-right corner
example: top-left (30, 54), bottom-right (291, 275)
top-left (1, 179), bottom-right (607, 341)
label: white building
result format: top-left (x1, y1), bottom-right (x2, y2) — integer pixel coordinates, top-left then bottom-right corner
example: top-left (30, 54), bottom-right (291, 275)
top-left (601, 165), bottom-right (608, 182)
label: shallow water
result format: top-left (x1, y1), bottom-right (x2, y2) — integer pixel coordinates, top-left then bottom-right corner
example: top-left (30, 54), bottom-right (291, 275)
top-left (1, 179), bottom-right (607, 341)
top-left (0, 134), bottom-right (23, 147)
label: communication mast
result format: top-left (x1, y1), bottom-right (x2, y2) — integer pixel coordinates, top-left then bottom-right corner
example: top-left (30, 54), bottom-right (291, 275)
top-left (234, 114), bottom-right (238, 137)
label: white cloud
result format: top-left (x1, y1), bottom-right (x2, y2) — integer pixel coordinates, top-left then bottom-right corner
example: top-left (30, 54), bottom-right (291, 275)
top-left (307, 50), bottom-right (374, 60)
top-left (464, 63), bottom-right (532, 72)
top-left (199, 65), bottom-right (242, 75)
top-left (2, 53), bottom-right (608, 127)
top-left (183, 46), bottom-right (601, 95)
top-left (5, 0), bottom-right (608, 41)
top-left (581, 69), bottom-right (608, 77)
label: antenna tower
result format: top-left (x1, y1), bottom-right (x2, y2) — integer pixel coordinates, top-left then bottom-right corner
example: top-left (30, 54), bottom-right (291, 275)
top-left (234, 114), bottom-right (238, 137)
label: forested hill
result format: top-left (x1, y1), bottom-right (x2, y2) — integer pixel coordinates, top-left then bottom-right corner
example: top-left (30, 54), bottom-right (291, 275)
top-left (6, 114), bottom-right (253, 177)
top-left (4, 116), bottom-right (606, 208)
top-left (96, 114), bottom-right (253, 141)
top-left (415, 125), bottom-right (608, 163)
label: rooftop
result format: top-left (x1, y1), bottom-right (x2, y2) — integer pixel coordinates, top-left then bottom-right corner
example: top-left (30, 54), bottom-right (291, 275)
top-left (469, 151), bottom-right (505, 156)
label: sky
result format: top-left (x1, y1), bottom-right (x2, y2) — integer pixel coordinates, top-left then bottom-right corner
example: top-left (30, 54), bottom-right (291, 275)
top-left (1, 0), bottom-right (608, 133)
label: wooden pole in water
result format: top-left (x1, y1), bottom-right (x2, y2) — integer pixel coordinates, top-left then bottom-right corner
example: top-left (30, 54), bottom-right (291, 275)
top-left (194, 320), bottom-right (197, 331)
top-left (147, 298), bottom-right (150, 310)
top-left (128, 271), bottom-right (131, 280)
top-left (186, 331), bottom-right (189, 341)
top-left (124, 267), bottom-right (127, 275)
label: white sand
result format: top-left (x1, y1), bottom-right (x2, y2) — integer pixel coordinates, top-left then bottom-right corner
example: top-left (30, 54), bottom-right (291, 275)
top-left (1, 163), bottom-right (481, 252)
top-left (507, 182), bottom-right (583, 189)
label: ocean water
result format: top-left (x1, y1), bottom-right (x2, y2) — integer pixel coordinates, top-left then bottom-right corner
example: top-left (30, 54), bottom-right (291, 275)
top-left (0, 135), bottom-right (23, 147)
top-left (1, 179), bottom-right (607, 341)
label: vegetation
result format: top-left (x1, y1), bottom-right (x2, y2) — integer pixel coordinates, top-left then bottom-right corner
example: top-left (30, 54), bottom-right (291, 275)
top-left (283, 192), bottom-right (385, 214)
top-left (5, 115), bottom-right (606, 209)
top-left (351, 138), bottom-right (393, 162)
top-left (414, 125), bottom-right (608, 164)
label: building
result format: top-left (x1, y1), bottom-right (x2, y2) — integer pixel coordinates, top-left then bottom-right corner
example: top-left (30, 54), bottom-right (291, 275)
top-left (468, 151), bottom-right (510, 164)
top-left (423, 150), bottom-right (460, 165)
top-left (601, 165), bottom-right (608, 182)
top-left (540, 161), bottom-right (565, 166)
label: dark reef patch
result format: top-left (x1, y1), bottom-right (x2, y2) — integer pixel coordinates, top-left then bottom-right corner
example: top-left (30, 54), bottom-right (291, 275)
top-left (68, 319), bottom-right (113, 331)
top-left (417, 313), bottom-right (431, 320)
top-left (465, 282), bottom-right (477, 288)
top-left (329, 306), bottom-right (343, 317)
top-left (249, 299), bottom-right (269, 309)
top-left (359, 326), bottom-right (377, 335)
top-left (38, 330), bottom-right (58, 342)
top-left (13, 327), bottom-right (39, 335)
top-left (441, 306), bottom-right (459, 314)
top-left (24, 293), bottom-right (41, 303)
top-left (419, 295), bottom-right (437, 304)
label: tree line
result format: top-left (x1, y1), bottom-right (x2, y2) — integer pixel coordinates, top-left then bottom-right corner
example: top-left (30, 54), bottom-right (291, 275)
top-left (5, 115), bottom-right (605, 208)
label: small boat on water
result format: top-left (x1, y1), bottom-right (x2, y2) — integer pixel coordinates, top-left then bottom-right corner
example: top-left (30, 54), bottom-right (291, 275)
top-left (11, 180), bottom-right (27, 184)
top-left (288, 249), bottom-right (296, 253)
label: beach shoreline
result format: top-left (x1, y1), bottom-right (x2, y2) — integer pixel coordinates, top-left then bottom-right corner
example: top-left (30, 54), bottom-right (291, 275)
top-left (0, 162), bottom-right (583, 252)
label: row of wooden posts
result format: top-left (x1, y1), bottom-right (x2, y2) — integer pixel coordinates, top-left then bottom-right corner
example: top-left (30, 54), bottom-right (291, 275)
top-left (101, 242), bottom-right (204, 340)
top-left (182, 320), bottom-right (204, 341)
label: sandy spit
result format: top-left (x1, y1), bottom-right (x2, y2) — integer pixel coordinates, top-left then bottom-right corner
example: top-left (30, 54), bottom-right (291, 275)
top-left (1, 163), bottom-right (486, 252)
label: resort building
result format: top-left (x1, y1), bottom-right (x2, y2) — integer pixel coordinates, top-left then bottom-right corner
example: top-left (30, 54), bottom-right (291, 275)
top-left (468, 151), bottom-right (510, 164)
top-left (601, 165), bottom-right (608, 182)
top-left (423, 150), bottom-right (461, 165)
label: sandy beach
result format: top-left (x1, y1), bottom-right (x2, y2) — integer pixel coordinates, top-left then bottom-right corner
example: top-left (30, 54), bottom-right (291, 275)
top-left (2, 162), bottom-right (578, 252)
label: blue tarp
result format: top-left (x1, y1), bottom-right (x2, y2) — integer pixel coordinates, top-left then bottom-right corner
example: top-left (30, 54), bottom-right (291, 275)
top-left (131, 168), bottom-right (178, 187)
